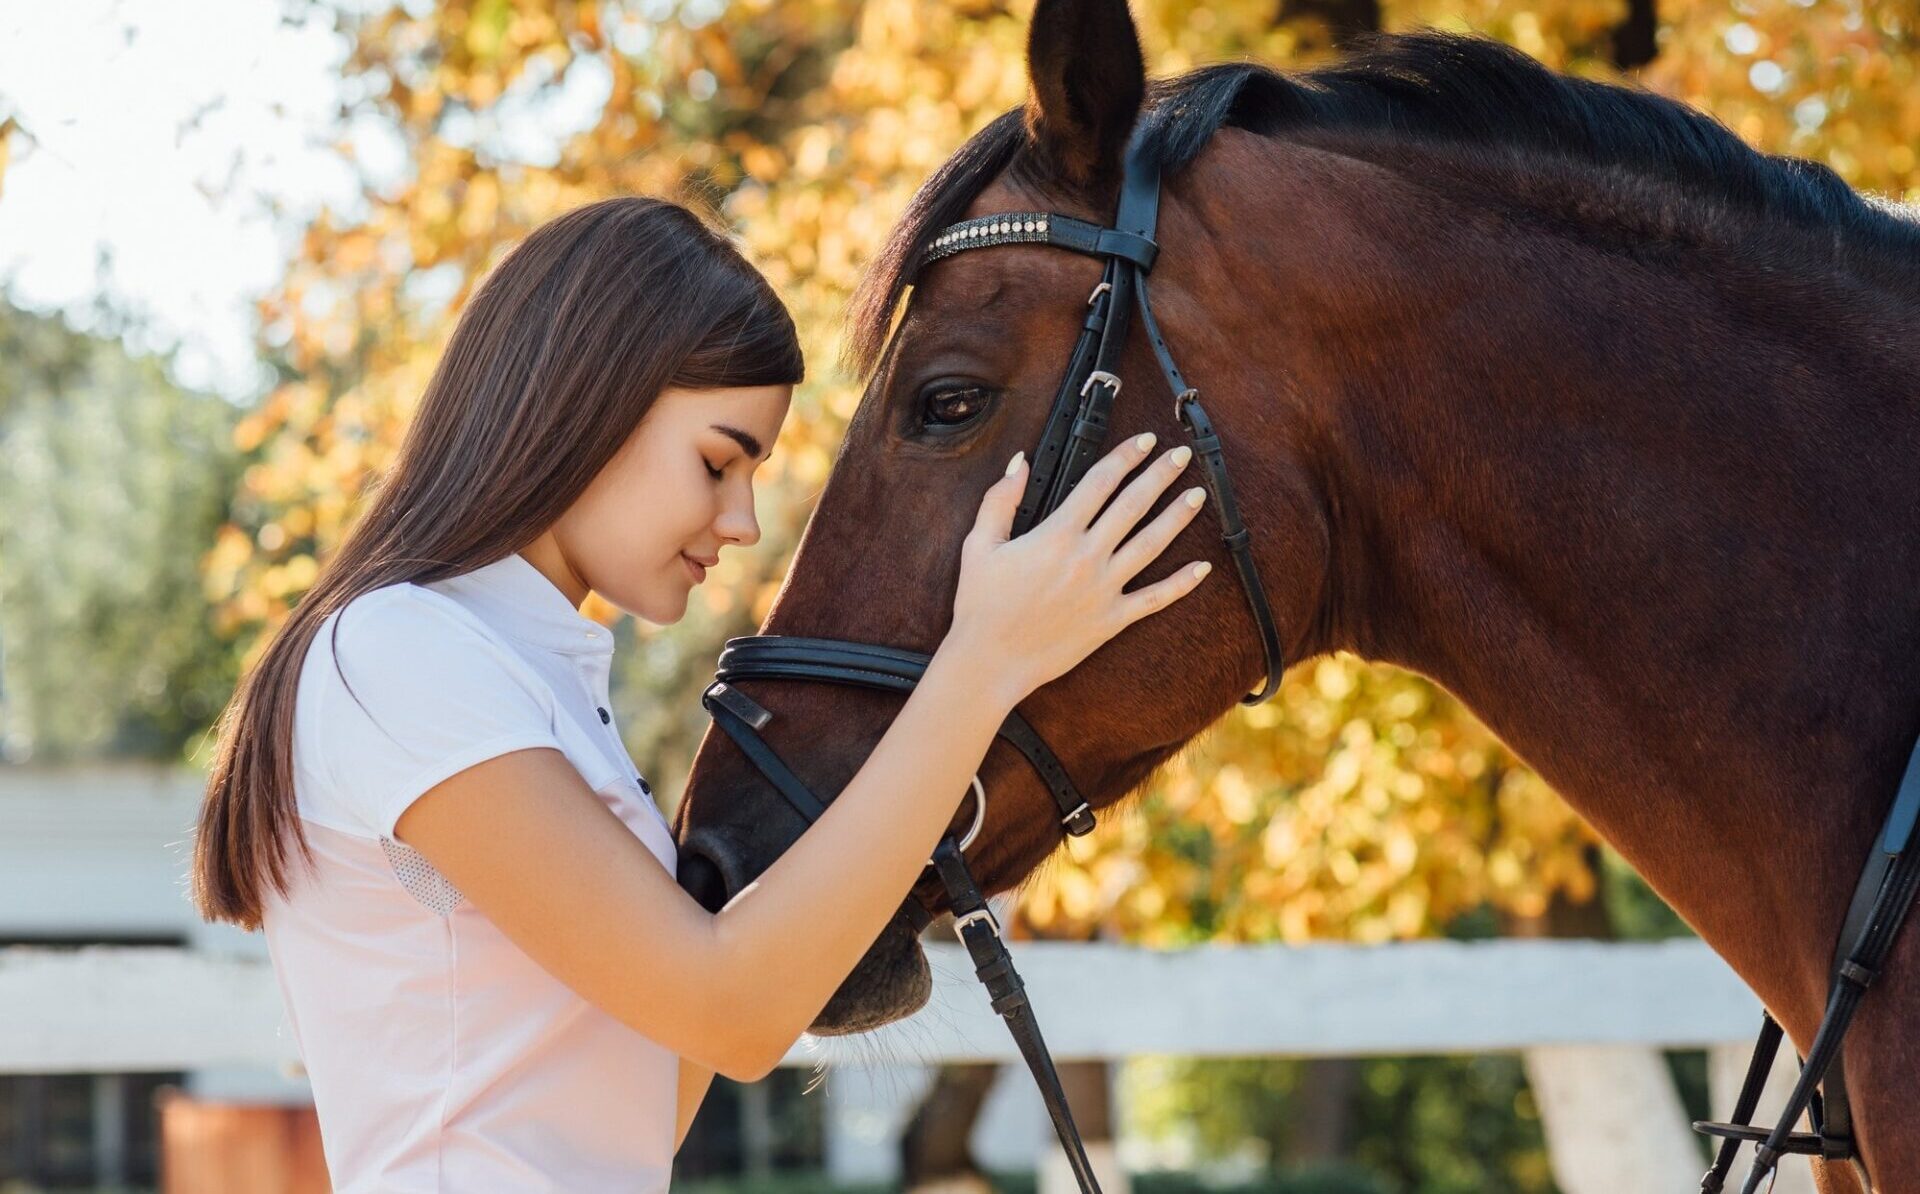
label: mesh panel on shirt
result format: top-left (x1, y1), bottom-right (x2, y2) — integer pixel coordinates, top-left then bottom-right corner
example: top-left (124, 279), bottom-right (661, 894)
top-left (380, 835), bottom-right (465, 915)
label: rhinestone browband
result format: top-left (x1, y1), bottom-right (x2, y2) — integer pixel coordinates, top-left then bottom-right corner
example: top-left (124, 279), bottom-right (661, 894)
top-left (919, 212), bottom-right (1055, 268)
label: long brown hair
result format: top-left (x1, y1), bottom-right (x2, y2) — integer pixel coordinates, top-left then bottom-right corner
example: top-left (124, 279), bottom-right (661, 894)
top-left (192, 196), bottom-right (804, 929)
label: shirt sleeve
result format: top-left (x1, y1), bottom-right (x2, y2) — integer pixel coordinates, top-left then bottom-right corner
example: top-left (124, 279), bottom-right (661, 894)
top-left (310, 589), bottom-right (567, 839)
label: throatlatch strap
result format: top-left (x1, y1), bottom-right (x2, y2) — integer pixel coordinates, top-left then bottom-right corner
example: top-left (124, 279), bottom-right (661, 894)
top-left (1172, 384), bottom-right (1286, 705)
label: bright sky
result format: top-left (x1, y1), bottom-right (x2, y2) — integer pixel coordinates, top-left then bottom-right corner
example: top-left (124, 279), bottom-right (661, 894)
top-left (0, 0), bottom-right (630, 401)
top-left (0, 0), bottom-right (368, 400)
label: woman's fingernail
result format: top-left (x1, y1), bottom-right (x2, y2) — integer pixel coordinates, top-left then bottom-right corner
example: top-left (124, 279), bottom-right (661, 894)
top-left (1184, 487), bottom-right (1206, 509)
top-left (1134, 432), bottom-right (1157, 453)
top-left (1171, 445), bottom-right (1193, 468)
top-left (1192, 561), bottom-right (1213, 580)
top-left (1006, 451), bottom-right (1025, 476)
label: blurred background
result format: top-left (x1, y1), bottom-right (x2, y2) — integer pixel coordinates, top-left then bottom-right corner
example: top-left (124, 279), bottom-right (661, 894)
top-left (0, 0), bottom-right (1913, 1191)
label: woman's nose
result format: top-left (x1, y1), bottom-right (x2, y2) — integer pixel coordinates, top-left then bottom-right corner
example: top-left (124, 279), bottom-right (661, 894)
top-left (717, 501), bottom-right (760, 548)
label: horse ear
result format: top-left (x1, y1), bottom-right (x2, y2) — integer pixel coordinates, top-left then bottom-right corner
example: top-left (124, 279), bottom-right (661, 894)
top-left (1024, 0), bottom-right (1147, 191)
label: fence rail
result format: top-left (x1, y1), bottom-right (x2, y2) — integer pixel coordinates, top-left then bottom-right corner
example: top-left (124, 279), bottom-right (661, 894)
top-left (1, 938), bottom-right (1762, 1074)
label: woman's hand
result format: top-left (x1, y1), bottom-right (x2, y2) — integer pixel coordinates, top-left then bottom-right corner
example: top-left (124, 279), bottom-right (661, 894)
top-left (945, 431), bottom-right (1212, 709)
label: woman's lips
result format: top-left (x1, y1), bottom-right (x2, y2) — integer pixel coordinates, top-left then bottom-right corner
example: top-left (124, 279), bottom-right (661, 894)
top-left (680, 553), bottom-right (708, 583)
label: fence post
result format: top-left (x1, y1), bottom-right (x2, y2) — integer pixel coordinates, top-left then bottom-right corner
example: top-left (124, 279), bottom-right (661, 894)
top-left (1523, 1044), bottom-right (1704, 1193)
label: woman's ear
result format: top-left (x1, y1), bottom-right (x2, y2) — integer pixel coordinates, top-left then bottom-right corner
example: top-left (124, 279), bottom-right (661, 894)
top-left (1024, 0), bottom-right (1147, 192)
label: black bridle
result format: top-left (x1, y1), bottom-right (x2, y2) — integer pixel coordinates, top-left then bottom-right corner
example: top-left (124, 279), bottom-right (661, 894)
top-left (700, 127), bottom-right (1284, 1194)
top-left (700, 124), bottom-right (1920, 1194)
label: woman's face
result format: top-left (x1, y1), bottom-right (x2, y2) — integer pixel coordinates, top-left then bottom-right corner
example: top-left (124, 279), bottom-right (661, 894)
top-left (536, 383), bottom-right (792, 623)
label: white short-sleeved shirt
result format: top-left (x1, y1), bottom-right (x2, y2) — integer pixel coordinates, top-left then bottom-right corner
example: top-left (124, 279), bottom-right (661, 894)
top-left (261, 551), bottom-right (679, 1193)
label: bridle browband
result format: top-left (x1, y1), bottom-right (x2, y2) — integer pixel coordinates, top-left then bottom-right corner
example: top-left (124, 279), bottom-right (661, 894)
top-left (699, 126), bottom-right (1284, 1194)
top-left (699, 120), bottom-right (1920, 1194)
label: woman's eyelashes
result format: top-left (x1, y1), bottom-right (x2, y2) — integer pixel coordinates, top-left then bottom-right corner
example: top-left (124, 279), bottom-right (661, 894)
top-left (703, 455), bottom-right (726, 481)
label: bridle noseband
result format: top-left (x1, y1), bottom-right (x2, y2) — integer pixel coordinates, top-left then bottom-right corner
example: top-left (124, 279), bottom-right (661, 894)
top-left (699, 127), bottom-right (1285, 1194)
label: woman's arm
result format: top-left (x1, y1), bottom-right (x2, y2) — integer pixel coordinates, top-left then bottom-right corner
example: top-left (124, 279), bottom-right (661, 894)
top-left (393, 435), bottom-right (1209, 1080)
top-left (393, 644), bottom-right (1012, 1080)
top-left (675, 1057), bottom-right (715, 1152)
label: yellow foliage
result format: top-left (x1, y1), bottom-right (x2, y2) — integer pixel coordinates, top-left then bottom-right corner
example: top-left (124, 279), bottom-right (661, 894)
top-left (1019, 654), bottom-right (1597, 943)
top-left (217, 0), bottom-right (1915, 942)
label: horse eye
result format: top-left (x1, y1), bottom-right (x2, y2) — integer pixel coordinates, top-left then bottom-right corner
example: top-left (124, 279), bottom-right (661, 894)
top-left (922, 386), bottom-right (992, 428)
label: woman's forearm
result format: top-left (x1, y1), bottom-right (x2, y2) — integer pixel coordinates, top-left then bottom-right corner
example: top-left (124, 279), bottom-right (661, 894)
top-left (702, 643), bottom-right (1014, 1075)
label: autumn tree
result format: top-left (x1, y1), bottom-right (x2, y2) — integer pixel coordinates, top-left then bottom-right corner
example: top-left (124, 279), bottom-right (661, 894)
top-left (216, 0), bottom-right (1916, 997)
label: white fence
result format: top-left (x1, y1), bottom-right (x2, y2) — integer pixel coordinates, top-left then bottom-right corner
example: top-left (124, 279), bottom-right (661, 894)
top-left (0, 939), bottom-right (1819, 1194)
top-left (1, 938), bottom-right (1757, 1072)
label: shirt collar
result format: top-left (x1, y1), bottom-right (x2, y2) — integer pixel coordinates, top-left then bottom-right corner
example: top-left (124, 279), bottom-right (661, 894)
top-left (427, 551), bottom-right (615, 658)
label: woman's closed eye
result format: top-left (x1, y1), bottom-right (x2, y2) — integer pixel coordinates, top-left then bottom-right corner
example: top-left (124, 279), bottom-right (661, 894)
top-left (703, 456), bottom-right (726, 480)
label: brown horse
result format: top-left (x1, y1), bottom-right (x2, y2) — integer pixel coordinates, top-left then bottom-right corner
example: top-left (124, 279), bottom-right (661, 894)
top-left (672, 4), bottom-right (1920, 1188)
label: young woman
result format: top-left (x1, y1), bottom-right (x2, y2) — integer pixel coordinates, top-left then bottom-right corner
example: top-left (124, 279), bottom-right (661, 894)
top-left (191, 195), bottom-right (1212, 1192)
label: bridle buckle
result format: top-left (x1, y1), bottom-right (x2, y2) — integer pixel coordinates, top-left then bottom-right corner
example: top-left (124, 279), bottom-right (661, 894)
top-left (1080, 369), bottom-right (1122, 399)
top-left (953, 906), bottom-right (1002, 941)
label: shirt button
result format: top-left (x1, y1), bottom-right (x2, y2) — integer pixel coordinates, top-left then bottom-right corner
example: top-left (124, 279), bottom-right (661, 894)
top-left (598, 707), bottom-right (610, 724)
top-left (584, 630), bottom-right (597, 640)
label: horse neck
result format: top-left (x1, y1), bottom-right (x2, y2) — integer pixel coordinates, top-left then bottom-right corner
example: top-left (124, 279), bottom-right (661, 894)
top-left (1187, 133), bottom-right (1920, 1023)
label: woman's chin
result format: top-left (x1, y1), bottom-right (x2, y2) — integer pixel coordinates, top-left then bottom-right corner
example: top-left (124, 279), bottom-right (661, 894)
top-left (621, 585), bottom-right (688, 626)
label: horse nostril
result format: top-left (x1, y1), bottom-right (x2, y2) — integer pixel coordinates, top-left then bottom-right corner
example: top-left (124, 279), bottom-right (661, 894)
top-left (676, 845), bottom-right (732, 914)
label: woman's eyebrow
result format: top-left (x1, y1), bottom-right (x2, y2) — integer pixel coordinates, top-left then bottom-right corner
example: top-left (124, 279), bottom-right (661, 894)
top-left (710, 424), bottom-right (772, 460)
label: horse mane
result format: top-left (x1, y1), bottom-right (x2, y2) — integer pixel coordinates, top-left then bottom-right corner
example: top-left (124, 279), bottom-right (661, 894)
top-left (847, 29), bottom-right (1920, 377)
